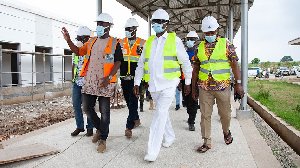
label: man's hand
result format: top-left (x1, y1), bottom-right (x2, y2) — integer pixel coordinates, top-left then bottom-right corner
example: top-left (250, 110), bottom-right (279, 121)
top-left (98, 76), bottom-right (110, 88)
top-left (61, 27), bottom-right (71, 42)
top-left (234, 83), bottom-right (245, 99)
top-left (133, 85), bottom-right (140, 98)
top-left (184, 85), bottom-right (191, 96)
top-left (192, 88), bottom-right (198, 101)
top-left (177, 82), bottom-right (182, 91)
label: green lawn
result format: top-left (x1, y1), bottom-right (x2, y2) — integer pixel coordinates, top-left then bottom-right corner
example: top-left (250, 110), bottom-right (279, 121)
top-left (247, 79), bottom-right (300, 130)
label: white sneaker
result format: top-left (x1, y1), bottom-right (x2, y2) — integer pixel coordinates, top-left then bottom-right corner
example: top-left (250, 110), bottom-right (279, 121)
top-left (162, 140), bottom-right (174, 148)
top-left (144, 154), bottom-right (157, 162)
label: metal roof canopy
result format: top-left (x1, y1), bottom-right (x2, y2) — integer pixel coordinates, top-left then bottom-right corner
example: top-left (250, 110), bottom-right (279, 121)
top-left (116, 0), bottom-right (254, 40)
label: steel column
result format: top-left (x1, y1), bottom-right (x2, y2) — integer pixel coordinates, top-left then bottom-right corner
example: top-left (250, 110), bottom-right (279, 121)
top-left (229, 6), bottom-right (233, 42)
top-left (97, 0), bottom-right (102, 16)
top-left (240, 0), bottom-right (249, 110)
top-left (148, 15), bottom-right (151, 37)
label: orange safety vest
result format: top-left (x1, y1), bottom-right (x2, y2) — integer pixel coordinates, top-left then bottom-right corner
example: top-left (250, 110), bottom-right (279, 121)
top-left (120, 37), bottom-right (145, 61)
top-left (119, 37), bottom-right (145, 77)
top-left (79, 37), bottom-right (118, 83)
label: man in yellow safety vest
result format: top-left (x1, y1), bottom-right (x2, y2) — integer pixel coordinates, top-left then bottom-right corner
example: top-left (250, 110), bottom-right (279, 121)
top-left (133, 9), bottom-right (193, 162)
top-left (192, 16), bottom-right (244, 153)
top-left (70, 26), bottom-right (94, 137)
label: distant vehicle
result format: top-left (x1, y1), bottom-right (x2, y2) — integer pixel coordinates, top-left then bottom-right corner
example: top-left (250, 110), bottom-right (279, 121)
top-left (290, 66), bottom-right (299, 75)
top-left (248, 67), bottom-right (259, 77)
top-left (279, 67), bottom-right (290, 76)
top-left (297, 68), bottom-right (300, 78)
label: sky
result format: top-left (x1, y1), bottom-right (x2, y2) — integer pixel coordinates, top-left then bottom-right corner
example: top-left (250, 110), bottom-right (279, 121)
top-left (15, 0), bottom-right (300, 63)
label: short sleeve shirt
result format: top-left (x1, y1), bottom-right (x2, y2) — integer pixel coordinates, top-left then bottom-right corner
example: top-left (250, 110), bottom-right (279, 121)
top-left (194, 37), bottom-right (238, 91)
top-left (79, 37), bottom-right (123, 97)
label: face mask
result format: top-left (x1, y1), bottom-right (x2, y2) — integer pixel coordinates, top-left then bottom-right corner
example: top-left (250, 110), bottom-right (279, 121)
top-left (152, 23), bottom-right (166, 33)
top-left (205, 35), bottom-right (217, 43)
top-left (186, 40), bottom-right (195, 48)
top-left (96, 26), bottom-right (108, 37)
top-left (125, 31), bottom-right (132, 38)
top-left (75, 41), bottom-right (84, 47)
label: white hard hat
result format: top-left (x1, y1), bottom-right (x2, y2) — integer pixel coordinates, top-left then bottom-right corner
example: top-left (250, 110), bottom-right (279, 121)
top-left (186, 31), bottom-right (199, 38)
top-left (95, 13), bottom-right (113, 24)
top-left (125, 18), bottom-right (139, 28)
top-left (151, 9), bottom-right (169, 21)
top-left (201, 16), bottom-right (219, 32)
top-left (76, 26), bottom-right (91, 36)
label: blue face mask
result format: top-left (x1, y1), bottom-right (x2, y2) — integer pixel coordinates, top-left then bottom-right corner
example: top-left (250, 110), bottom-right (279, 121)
top-left (96, 26), bottom-right (108, 37)
top-left (205, 35), bottom-right (217, 43)
top-left (125, 31), bottom-right (132, 38)
top-left (186, 40), bottom-right (195, 48)
top-left (152, 23), bottom-right (165, 33)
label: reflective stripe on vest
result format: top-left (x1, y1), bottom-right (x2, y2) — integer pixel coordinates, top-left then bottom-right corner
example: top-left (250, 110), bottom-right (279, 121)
top-left (79, 37), bottom-right (118, 83)
top-left (197, 38), bottom-right (230, 81)
top-left (143, 33), bottom-right (180, 82)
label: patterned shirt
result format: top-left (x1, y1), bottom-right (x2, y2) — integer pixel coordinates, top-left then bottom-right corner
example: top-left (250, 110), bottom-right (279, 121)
top-left (72, 54), bottom-right (84, 87)
top-left (194, 37), bottom-right (238, 90)
top-left (80, 37), bottom-right (123, 97)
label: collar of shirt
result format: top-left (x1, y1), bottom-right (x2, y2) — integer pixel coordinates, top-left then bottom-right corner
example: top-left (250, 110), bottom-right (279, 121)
top-left (154, 31), bottom-right (168, 40)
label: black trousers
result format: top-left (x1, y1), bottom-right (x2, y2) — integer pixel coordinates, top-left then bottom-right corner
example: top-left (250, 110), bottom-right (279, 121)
top-left (181, 80), bottom-right (198, 124)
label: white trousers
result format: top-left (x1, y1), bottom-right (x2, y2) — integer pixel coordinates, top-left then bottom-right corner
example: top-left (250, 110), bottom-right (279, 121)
top-left (147, 86), bottom-right (176, 156)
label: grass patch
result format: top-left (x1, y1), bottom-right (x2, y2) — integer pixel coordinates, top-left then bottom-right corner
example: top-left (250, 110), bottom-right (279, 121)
top-left (248, 79), bottom-right (300, 130)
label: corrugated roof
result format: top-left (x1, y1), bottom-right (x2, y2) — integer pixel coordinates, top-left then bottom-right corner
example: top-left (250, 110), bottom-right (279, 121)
top-left (116, 0), bottom-right (254, 41)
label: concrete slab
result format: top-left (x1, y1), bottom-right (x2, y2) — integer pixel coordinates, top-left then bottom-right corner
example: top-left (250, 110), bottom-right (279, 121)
top-left (0, 95), bottom-right (280, 168)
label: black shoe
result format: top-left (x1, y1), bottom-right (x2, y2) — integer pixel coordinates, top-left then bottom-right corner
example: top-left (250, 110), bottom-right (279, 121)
top-left (182, 102), bottom-right (186, 107)
top-left (71, 128), bottom-right (85, 136)
top-left (175, 105), bottom-right (180, 110)
top-left (197, 105), bottom-right (200, 109)
top-left (189, 124), bottom-right (195, 131)
top-left (85, 129), bottom-right (94, 136)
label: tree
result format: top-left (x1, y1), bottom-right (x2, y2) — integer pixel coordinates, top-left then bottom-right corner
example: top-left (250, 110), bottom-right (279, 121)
top-left (251, 58), bottom-right (260, 65)
top-left (281, 56), bottom-right (293, 62)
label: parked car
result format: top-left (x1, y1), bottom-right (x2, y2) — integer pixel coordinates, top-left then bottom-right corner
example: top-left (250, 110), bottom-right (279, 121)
top-left (279, 67), bottom-right (290, 76)
top-left (290, 66), bottom-right (299, 75)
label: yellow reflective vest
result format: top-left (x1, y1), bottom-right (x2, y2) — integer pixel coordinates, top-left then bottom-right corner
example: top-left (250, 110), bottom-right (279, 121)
top-left (197, 38), bottom-right (231, 81)
top-left (143, 33), bottom-right (180, 82)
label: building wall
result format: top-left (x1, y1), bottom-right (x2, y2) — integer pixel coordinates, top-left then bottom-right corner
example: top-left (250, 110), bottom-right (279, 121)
top-left (0, 0), bottom-right (78, 86)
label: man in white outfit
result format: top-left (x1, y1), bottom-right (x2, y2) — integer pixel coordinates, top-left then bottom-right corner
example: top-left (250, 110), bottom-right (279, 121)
top-left (133, 9), bottom-right (192, 162)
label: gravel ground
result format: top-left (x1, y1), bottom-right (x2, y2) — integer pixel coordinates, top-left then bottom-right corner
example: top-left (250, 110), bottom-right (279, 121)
top-left (252, 110), bottom-right (300, 168)
top-left (0, 96), bottom-right (299, 167)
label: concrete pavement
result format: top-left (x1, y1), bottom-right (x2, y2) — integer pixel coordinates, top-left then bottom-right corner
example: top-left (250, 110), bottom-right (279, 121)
top-left (0, 95), bottom-right (281, 168)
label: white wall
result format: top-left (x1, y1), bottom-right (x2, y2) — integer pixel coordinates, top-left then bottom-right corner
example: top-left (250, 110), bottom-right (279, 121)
top-left (0, 0), bottom-right (80, 86)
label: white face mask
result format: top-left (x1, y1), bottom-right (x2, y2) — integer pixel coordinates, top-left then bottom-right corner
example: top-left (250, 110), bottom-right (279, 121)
top-left (75, 41), bottom-right (84, 47)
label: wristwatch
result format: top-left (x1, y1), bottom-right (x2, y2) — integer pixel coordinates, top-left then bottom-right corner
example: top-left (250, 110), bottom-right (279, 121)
top-left (236, 80), bottom-right (242, 84)
top-left (108, 75), bottom-right (113, 80)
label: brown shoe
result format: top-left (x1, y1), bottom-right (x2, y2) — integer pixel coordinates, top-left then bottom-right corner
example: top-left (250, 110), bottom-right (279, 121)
top-left (134, 119), bottom-right (141, 128)
top-left (71, 128), bottom-right (84, 136)
top-left (97, 140), bottom-right (106, 153)
top-left (85, 129), bottom-right (93, 137)
top-left (92, 130), bottom-right (101, 143)
top-left (125, 128), bottom-right (132, 138)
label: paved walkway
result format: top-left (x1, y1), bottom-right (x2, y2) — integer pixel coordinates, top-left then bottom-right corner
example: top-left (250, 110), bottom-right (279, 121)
top-left (1, 95), bottom-right (281, 168)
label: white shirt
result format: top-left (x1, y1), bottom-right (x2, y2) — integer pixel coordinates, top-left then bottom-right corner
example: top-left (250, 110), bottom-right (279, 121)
top-left (134, 32), bottom-right (192, 92)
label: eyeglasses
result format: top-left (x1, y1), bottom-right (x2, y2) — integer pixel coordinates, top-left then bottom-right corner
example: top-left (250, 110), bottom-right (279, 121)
top-left (152, 19), bottom-right (168, 24)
